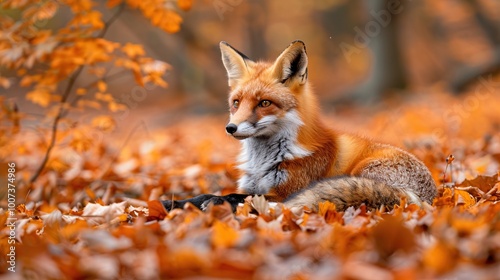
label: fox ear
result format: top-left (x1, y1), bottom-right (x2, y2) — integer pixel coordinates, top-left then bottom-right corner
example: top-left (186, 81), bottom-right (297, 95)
top-left (272, 40), bottom-right (308, 85)
top-left (220, 41), bottom-right (253, 87)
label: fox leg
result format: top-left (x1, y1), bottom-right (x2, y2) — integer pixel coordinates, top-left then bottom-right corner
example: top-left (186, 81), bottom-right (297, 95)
top-left (161, 193), bottom-right (250, 212)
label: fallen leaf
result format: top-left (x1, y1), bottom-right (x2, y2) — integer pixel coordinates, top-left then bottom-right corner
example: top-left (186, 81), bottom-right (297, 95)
top-left (211, 220), bottom-right (239, 248)
top-left (147, 200), bottom-right (167, 221)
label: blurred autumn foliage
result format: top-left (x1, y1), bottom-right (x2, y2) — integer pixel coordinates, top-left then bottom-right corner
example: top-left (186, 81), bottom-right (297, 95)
top-left (1, 0), bottom-right (500, 279)
top-left (0, 0), bottom-right (191, 183)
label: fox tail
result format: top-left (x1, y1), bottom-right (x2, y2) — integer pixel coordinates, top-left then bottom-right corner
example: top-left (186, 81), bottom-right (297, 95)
top-left (283, 176), bottom-right (421, 212)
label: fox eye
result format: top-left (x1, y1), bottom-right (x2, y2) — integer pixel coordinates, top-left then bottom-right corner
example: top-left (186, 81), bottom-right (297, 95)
top-left (232, 100), bottom-right (239, 108)
top-left (259, 100), bottom-right (272, 107)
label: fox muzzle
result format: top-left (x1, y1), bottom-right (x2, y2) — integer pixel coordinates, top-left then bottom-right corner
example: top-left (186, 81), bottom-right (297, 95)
top-left (226, 123), bottom-right (238, 134)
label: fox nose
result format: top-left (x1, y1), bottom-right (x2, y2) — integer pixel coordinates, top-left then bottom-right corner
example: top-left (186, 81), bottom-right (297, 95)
top-left (226, 123), bottom-right (238, 134)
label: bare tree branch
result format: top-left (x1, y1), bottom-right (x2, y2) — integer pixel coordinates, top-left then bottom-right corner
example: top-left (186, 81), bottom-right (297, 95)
top-left (30, 4), bottom-right (126, 184)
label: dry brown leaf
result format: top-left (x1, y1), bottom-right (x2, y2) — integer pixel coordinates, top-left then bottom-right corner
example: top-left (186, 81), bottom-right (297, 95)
top-left (371, 215), bottom-right (416, 261)
top-left (146, 200), bottom-right (167, 221)
top-left (458, 174), bottom-right (499, 193)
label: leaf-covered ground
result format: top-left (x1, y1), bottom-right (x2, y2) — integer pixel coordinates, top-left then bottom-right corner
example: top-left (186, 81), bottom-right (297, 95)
top-left (1, 90), bottom-right (500, 279)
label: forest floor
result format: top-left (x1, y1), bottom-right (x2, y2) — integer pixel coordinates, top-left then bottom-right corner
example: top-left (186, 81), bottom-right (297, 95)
top-left (1, 86), bottom-right (500, 279)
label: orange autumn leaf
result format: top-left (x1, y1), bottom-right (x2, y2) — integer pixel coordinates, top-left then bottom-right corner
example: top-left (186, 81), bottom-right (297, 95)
top-left (95, 92), bottom-right (114, 102)
top-left (24, 1), bottom-right (58, 21)
top-left (454, 189), bottom-right (476, 207)
top-left (450, 215), bottom-right (486, 237)
top-left (69, 130), bottom-right (93, 152)
top-left (47, 157), bottom-right (71, 172)
top-left (0, 76), bottom-right (11, 88)
top-left (433, 188), bottom-right (454, 207)
top-left (178, 0), bottom-right (192, 11)
top-left (76, 88), bottom-right (87, 95)
top-left (97, 80), bottom-right (107, 92)
top-left (26, 88), bottom-right (52, 107)
top-left (77, 99), bottom-right (102, 109)
top-left (91, 115), bottom-right (116, 132)
top-left (147, 200), bottom-right (167, 221)
top-left (422, 242), bottom-right (458, 275)
top-left (122, 43), bottom-right (145, 58)
top-left (318, 200), bottom-right (343, 224)
top-left (211, 220), bottom-right (239, 248)
top-left (20, 75), bottom-right (38, 87)
top-left (79, 10), bottom-right (104, 29)
top-left (318, 200), bottom-right (336, 216)
top-left (372, 215), bottom-right (416, 260)
top-left (160, 10), bottom-right (182, 33)
top-left (458, 174), bottom-right (499, 193)
top-left (118, 213), bottom-right (129, 222)
top-left (108, 101), bottom-right (127, 112)
top-left (60, 219), bottom-right (88, 240)
top-left (106, 0), bottom-right (123, 8)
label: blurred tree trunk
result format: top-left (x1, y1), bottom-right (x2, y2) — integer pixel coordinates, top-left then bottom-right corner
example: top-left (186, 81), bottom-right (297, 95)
top-left (449, 0), bottom-right (500, 93)
top-left (246, 0), bottom-right (268, 59)
top-left (337, 0), bottom-right (408, 104)
top-left (362, 0), bottom-right (407, 100)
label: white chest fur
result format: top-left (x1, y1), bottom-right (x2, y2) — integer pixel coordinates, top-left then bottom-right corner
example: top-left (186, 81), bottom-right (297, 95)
top-left (237, 110), bottom-right (311, 194)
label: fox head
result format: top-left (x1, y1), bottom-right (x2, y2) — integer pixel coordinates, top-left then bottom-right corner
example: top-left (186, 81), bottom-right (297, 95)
top-left (220, 40), bottom-right (311, 140)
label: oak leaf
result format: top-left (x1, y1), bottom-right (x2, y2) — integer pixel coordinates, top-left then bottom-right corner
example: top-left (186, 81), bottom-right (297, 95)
top-left (458, 174), bottom-right (499, 193)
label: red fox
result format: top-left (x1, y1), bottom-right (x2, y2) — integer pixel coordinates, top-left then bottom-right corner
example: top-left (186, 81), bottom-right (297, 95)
top-left (162, 40), bottom-right (437, 212)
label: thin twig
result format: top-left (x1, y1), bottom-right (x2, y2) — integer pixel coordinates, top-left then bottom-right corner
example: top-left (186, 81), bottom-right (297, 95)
top-left (30, 4), bottom-right (126, 183)
top-left (97, 4), bottom-right (125, 38)
top-left (30, 65), bottom-right (84, 183)
top-left (475, 184), bottom-right (499, 205)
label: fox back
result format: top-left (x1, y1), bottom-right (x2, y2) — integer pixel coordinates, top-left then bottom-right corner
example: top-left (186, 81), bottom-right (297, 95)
top-left (220, 41), bottom-right (437, 210)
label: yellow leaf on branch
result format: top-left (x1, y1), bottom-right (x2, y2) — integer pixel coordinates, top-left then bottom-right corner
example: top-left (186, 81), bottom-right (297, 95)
top-left (108, 101), bottom-right (127, 112)
top-left (23, 1), bottom-right (59, 22)
top-left (77, 99), bottom-right (102, 109)
top-left (106, 0), bottom-right (123, 8)
top-left (91, 115), bottom-right (116, 132)
top-left (122, 43), bottom-right (145, 58)
top-left (97, 80), bottom-right (107, 92)
top-left (0, 76), bottom-right (11, 89)
top-left (178, 0), bottom-right (192, 11)
top-left (70, 130), bottom-right (93, 152)
top-left (95, 92), bottom-right (114, 102)
top-left (76, 88), bottom-right (87, 95)
top-left (160, 10), bottom-right (182, 34)
top-left (26, 88), bottom-right (52, 107)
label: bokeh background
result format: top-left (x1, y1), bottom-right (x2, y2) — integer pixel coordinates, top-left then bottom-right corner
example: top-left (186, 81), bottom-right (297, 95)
top-left (1, 2), bottom-right (500, 278)
top-left (2, 0), bottom-right (500, 129)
